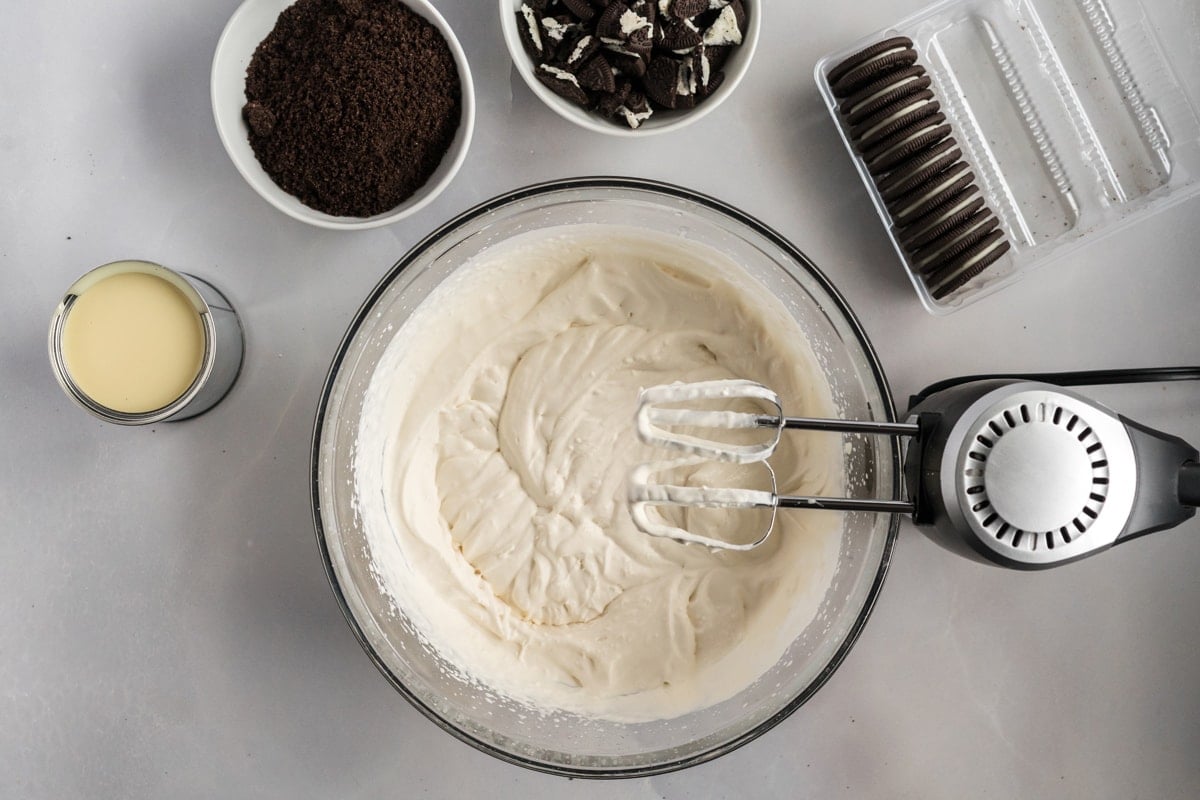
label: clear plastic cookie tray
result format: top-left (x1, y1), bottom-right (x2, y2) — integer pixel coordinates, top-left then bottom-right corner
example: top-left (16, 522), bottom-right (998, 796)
top-left (815, 0), bottom-right (1200, 314)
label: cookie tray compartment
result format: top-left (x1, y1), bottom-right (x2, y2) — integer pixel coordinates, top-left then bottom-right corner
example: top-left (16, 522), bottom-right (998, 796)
top-left (815, 0), bottom-right (1200, 314)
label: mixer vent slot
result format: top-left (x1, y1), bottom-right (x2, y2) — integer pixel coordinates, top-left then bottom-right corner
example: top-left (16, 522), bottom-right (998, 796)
top-left (962, 401), bottom-right (1111, 552)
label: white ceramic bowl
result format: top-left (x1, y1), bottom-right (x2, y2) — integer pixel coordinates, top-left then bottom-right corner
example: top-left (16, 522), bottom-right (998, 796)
top-left (211, 0), bottom-right (475, 230)
top-left (498, 0), bottom-right (759, 137)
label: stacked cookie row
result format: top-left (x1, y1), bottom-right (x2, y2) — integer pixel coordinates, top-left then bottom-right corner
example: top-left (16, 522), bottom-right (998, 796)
top-left (828, 36), bottom-right (1010, 300)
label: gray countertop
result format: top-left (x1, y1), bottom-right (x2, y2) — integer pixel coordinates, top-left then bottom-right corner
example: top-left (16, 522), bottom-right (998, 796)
top-left (3, 0), bottom-right (1199, 797)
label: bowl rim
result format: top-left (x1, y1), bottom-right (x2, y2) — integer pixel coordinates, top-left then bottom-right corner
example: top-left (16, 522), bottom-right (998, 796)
top-left (497, 0), bottom-right (761, 137)
top-left (310, 177), bottom-right (901, 777)
top-left (210, 0), bottom-right (476, 230)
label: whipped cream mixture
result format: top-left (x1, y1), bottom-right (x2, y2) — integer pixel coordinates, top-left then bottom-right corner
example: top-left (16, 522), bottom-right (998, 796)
top-left (356, 227), bottom-right (843, 721)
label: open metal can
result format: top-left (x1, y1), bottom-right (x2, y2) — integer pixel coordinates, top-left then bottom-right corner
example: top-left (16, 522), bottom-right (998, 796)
top-left (48, 260), bottom-right (244, 425)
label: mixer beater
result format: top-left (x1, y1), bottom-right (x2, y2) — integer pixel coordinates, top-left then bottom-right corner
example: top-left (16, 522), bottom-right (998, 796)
top-left (630, 369), bottom-right (1200, 568)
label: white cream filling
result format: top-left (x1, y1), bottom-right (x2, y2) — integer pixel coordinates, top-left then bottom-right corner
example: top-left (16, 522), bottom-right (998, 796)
top-left (676, 59), bottom-right (697, 95)
top-left (867, 117), bottom-right (943, 165)
top-left (355, 227), bottom-right (843, 722)
top-left (913, 213), bottom-right (994, 270)
top-left (905, 192), bottom-right (978, 241)
top-left (857, 96), bottom-right (934, 143)
top-left (520, 5), bottom-right (543, 53)
top-left (540, 64), bottom-right (581, 87)
top-left (840, 45), bottom-right (908, 80)
top-left (702, 5), bottom-right (743, 46)
top-left (893, 164), bottom-right (970, 220)
top-left (844, 75), bottom-right (922, 117)
top-left (618, 104), bottom-right (654, 128)
top-left (541, 16), bottom-right (569, 42)
top-left (568, 34), bottom-right (594, 64)
top-left (928, 235), bottom-right (1007, 293)
top-left (620, 9), bottom-right (653, 35)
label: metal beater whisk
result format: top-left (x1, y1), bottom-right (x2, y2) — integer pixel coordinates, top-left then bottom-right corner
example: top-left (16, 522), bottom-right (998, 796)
top-left (630, 380), bottom-right (914, 550)
top-left (629, 373), bottom-right (1200, 568)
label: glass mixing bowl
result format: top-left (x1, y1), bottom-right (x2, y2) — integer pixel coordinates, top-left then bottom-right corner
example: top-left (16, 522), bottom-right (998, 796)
top-left (311, 178), bottom-right (900, 777)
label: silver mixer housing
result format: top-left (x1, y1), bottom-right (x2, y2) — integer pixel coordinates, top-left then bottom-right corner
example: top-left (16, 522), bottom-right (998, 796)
top-left (905, 380), bottom-right (1196, 569)
top-left (928, 384), bottom-right (1136, 567)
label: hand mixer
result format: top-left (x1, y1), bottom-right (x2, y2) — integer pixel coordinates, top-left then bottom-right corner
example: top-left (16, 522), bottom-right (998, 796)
top-left (630, 368), bottom-right (1200, 568)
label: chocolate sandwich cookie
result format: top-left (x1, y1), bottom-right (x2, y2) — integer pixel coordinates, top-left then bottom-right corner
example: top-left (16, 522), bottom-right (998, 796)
top-left (911, 210), bottom-right (1000, 274)
top-left (925, 229), bottom-right (1011, 299)
top-left (828, 36), bottom-right (918, 97)
top-left (899, 194), bottom-right (985, 252)
top-left (863, 114), bottom-right (950, 175)
top-left (840, 65), bottom-right (931, 124)
top-left (898, 183), bottom-right (979, 234)
top-left (876, 138), bottom-right (961, 203)
top-left (850, 89), bottom-right (940, 153)
top-left (887, 161), bottom-right (974, 225)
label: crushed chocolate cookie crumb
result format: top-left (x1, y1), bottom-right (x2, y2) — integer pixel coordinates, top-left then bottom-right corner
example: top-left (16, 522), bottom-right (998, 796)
top-left (243, 0), bottom-right (461, 217)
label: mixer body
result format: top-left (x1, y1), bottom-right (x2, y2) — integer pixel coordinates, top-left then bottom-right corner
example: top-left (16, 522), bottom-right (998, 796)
top-left (905, 381), bottom-right (1198, 569)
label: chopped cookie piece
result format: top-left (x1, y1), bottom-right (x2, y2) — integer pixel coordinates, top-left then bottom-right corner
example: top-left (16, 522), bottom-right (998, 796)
top-left (577, 53), bottom-right (618, 93)
top-left (536, 63), bottom-right (592, 106)
top-left (514, 0), bottom-right (749, 127)
top-left (614, 91), bottom-right (655, 128)
top-left (597, 1), bottom-right (652, 39)
top-left (562, 0), bottom-right (598, 22)
top-left (608, 50), bottom-right (648, 77)
top-left (516, 4), bottom-right (545, 60)
top-left (663, 0), bottom-right (709, 18)
top-left (540, 15), bottom-right (579, 45)
top-left (630, 0), bottom-right (658, 27)
top-left (659, 17), bottom-right (702, 50)
top-left (702, 0), bottom-right (744, 45)
top-left (643, 55), bottom-right (693, 109)
top-left (597, 79), bottom-right (634, 116)
top-left (563, 33), bottom-right (601, 67)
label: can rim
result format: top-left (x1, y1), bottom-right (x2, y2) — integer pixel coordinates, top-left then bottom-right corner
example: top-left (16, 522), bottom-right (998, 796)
top-left (47, 260), bottom-right (218, 425)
